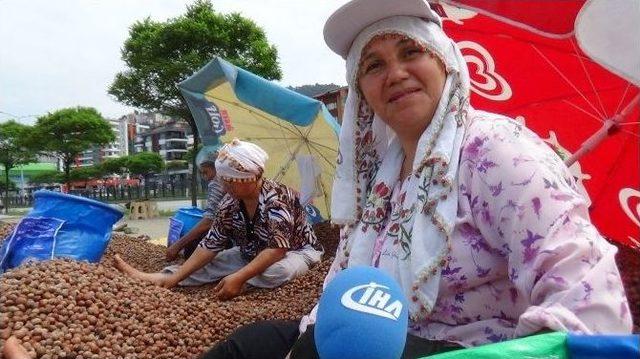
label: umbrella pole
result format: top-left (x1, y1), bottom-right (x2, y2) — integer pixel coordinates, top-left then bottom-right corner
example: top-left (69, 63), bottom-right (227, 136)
top-left (566, 93), bottom-right (639, 167)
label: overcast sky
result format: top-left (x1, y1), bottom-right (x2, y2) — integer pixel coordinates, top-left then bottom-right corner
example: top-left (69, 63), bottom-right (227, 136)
top-left (0, 0), bottom-right (350, 124)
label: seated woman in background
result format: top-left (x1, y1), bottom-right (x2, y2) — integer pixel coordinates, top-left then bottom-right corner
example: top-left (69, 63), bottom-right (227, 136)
top-left (165, 148), bottom-right (226, 261)
top-left (203, 0), bottom-right (631, 357)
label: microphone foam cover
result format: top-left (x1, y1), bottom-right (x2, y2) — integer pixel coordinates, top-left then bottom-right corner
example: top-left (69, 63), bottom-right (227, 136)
top-left (314, 266), bottom-right (408, 359)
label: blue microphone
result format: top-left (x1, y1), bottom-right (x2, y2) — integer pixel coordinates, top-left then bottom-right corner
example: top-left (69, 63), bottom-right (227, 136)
top-left (314, 266), bottom-right (409, 359)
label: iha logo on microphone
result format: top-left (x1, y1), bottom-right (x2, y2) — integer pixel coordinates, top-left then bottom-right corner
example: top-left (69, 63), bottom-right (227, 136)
top-left (341, 282), bottom-right (403, 320)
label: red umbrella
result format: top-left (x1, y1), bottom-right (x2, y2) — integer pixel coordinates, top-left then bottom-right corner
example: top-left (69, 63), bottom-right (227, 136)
top-left (430, 1), bottom-right (640, 247)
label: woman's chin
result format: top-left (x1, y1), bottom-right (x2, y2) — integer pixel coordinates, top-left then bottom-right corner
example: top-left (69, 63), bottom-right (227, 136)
top-left (386, 109), bottom-right (433, 133)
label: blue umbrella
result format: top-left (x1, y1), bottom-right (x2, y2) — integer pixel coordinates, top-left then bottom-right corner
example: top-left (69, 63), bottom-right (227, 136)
top-left (179, 57), bottom-right (340, 219)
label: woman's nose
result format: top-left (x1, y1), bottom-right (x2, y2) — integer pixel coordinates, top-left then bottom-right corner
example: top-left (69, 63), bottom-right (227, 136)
top-left (386, 59), bottom-right (409, 86)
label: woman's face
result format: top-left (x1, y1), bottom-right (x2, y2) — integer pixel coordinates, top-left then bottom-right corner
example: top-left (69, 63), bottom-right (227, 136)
top-left (223, 179), bottom-right (260, 200)
top-left (358, 34), bottom-right (446, 137)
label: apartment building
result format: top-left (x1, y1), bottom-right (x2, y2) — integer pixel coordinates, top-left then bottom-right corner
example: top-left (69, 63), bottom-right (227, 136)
top-left (134, 121), bottom-right (190, 161)
top-left (314, 86), bottom-right (348, 124)
top-left (75, 118), bottom-right (127, 167)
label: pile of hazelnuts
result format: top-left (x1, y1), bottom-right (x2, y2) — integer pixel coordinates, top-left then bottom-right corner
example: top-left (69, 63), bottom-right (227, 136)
top-left (0, 224), bottom-right (333, 358)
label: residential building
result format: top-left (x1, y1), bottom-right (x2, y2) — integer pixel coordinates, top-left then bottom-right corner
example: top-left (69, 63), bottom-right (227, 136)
top-left (75, 118), bottom-right (127, 167)
top-left (314, 86), bottom-right (348, 123)
top-left (120, 112), bottom-right (151, 155)
top-left (134, 120), bottom-right (190, 161)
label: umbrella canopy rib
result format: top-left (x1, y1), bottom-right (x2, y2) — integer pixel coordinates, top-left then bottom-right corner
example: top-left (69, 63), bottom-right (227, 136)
top-left (530, 43), bottom-right (607, 120)
top-left (571, 40), bottom-right (608, 117)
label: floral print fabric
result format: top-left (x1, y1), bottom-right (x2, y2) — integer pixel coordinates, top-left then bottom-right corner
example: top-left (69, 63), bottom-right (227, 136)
top-left (308, 112), bottom-right (632, 347)
top-left (410, 114), bottom-right (631, 345)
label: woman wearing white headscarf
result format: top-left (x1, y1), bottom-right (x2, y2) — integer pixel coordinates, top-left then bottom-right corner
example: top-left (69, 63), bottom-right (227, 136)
top-left (202, 1), bottom-right (631, 358)
top-left (115, 139), bottom-right (323, 300)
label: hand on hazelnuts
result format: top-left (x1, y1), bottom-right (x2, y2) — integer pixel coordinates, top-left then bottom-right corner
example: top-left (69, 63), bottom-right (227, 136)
top-left (214, 273), bottom-right (245, 300)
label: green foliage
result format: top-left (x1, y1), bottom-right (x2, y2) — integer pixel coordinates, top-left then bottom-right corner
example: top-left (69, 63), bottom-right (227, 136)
top-left (166, 160), bottom-right (188, 171)
top-left (68, 166), bottom-right (104, 182)
top-left (0, 120), bottom-right (36, 213)
top-left (109, 0), bottom-right (281, 207)
top-left (108, 0), bottom-right (281, 119)
top-left (0, 121), bottom-right (35, 170)
top-left (184, 143), bottom-right (202, 164)
top-left (29, 171), bottom-right (62, 185)
top-left (27, 107), bottom-right (116, 186)
top-left (101, 156), bottom-right (129, 174)
top-left (127, 152), bottom-right (164, 176)
top-left (0, 178), bottom-right (16, 192)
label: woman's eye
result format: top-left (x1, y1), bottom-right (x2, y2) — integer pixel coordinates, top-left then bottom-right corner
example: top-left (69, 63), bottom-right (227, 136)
top-left (403, 47), bottom-right (423, 58)
top-left (363, 61), bottom-right (383, 74)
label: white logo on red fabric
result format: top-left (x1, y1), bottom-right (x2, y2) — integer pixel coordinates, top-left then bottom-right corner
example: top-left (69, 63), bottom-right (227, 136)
top-left (341, 282), bottom-right (403, 320)
top-left (619, 188), bottom-right (640, 247)
top-left (439, 3), bottom-right (478, 25)
top-left (458, 41), bottom-right (512, 101)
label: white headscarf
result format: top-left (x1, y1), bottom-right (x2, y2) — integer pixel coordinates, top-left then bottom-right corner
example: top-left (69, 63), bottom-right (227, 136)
top-left (215, 138), bottom-right (269, 182)
top-left (330, 15), bottom-right (471, 321)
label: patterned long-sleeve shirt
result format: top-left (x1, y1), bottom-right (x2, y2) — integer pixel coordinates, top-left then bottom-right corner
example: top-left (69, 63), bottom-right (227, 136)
top-left (200, 179), bottom-right (321, 261)
top-left (302, 112), bottom-right (632, 347)
top-left (203, 178), bottom-right (226, 220)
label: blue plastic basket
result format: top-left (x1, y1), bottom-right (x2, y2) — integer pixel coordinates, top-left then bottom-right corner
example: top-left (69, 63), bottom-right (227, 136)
top-left (0, 190), bottom-right (124, 270)
top-left (167, 207), bottom-right (205, 246)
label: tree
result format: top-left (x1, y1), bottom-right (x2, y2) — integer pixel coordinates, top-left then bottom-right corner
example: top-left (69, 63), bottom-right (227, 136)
top-left (101, 156), bottom-right (129, 175)
top-left (184, 143), bottom-right (202, 164)
top-left (0, 120), bottom-right (36, 213)
top-left (29, 171), bottom-right (62, 185)
top-left (68, 166), bottom-right (104, 183)
top-left (27, 107), bottom-right (116, 188)
top-left (127, 152), bottom-right (164, 180)
top-left (0, 178), bottom-right (17, 192)
top-left (109, 0), bottom-right (281, 205)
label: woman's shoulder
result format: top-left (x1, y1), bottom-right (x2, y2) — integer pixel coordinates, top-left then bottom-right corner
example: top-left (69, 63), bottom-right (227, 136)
top-left (461, 110), bottom-right (551, 155)
top-left (263, 178), bottom-right (293, 195)
top-left (458, 109), bottom-right (576, 194)
top-left (262, 179), bottom-right (299, 204)
top-left (464, 110), bottom-right (524, 138)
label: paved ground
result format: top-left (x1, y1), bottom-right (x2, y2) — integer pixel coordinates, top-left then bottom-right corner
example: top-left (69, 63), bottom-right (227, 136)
top-left (0, 215), bottom-right (21, 224)
top-left (119, 199), bottom-right (205, 246)
top-left (117, 217), bottom-right (172, 246)
top-left (1, 213), bottom-right (174, 247)
top-left (0, 198), bottom-right (205, 247)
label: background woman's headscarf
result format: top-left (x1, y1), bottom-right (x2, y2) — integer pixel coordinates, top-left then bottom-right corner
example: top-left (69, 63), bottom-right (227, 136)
top-left (215, 138), bottom-right (268, 182)
top-left (330, 15), bottom-right (471, 321)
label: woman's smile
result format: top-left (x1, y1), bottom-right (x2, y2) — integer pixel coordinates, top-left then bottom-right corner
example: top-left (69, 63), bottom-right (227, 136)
top-left (387, 87), bottom-right (422, 103)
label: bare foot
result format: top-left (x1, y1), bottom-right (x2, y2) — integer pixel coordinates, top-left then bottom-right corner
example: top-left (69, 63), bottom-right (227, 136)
top-left (2, 337), bottom-right (31, 359)
top-left (113, 254), bottom-right (170, 287)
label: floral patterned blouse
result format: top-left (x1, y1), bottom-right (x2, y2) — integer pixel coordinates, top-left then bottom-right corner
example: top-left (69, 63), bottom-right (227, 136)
top-left (200, 179), bottom-right (321, 261)
top-left (307, 113), bottom-right (632, 347)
